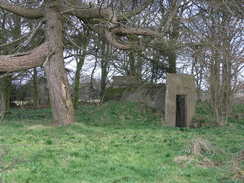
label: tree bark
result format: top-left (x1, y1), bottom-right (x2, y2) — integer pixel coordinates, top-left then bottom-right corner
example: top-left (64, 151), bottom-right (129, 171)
top-left (151, 50), bottom-right (160, 83)
top-left (0, 43), bottom-right (48, 72)
top-left (32, 68), bottom-right (39, 108)
top-left (209, 50), bottom-right (222, 124)
top-left (44, 3), bottom-right (74, 125)
top-left (168, 51), bottom-right (176, 73)
top-left (3, 76), bottom-right (11, 112)
top-left (0, 0), bottom-right (169, 126)
top-left (167, 0), bottom-right (179, 74)
top-left (128, 52), bottom-right (136, 76)
top-left (100, 43), bottom-right (110, 98)
top-left (0, 0), bottom-right (43, 19)
top-left (0, 80), bottom-right (6, 117)
top-left (73, 52), bottom-right (85, 109)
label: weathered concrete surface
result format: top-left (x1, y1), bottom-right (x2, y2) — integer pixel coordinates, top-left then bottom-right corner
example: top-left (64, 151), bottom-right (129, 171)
top-left (165, 73), bottom-right (197, 127)
top-left (109, 76), bottom-right (166, 112)
top-left (121, 84), bottom-right (166, 113)
top-left (112, 76), bottom-right (142, 88)
top-left (105, 81), bottom-right (166, 113)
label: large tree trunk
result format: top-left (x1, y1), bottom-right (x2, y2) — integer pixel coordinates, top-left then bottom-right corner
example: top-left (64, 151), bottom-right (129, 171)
top-left (44, 3), bottom-right (74, 125)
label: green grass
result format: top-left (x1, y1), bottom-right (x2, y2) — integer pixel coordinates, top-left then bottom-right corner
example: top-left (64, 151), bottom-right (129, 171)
top-left (0, 101), bottom-right (243, 183)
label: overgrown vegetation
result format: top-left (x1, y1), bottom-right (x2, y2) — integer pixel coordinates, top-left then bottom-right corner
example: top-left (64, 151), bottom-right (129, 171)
top-left (0, 102), bottom-right (243, 183)
top-left (103, 88), bottom-right (128, 101)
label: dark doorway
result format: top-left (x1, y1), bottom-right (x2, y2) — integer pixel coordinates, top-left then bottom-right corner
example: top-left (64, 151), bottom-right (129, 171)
top-left (176, 95), bottom-right (186, 127)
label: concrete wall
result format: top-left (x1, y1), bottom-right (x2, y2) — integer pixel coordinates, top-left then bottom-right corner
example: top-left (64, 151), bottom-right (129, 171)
top-left (165, 73), bottom-right (197, 127)
top-left (112, 76), bottom-right (142, 88)
top-left (121, 84), bottom-right (166, 113)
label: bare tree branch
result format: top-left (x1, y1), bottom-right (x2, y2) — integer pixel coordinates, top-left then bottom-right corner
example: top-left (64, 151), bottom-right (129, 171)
top-left (111, 26), bottom-right (160, 37)
top-left (117, 0), bottom-right (154, 21)
top-left (104, 30), bottom-right (131, 49)
top-left (0, 42), bottom-right (48, 72)
top-left (16, 19), bottom-right (45, 51)
top-left (0, 34), bottom-right (28, 49)
top-left (63, 7), bottom-right (118, 23)
top-left (0, 0), bottom-right (43, 19)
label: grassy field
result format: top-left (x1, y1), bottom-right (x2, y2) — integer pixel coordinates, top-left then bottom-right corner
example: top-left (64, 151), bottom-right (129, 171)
top-left (0, 101), bottom-right (243, 183)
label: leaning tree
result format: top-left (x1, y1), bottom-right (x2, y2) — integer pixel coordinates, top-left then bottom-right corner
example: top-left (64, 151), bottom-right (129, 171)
top-left (0, 0), bottom-right (162, 125)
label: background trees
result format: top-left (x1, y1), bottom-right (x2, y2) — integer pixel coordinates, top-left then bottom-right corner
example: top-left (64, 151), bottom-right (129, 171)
top-left (0, 0), bottom-right (243, 125)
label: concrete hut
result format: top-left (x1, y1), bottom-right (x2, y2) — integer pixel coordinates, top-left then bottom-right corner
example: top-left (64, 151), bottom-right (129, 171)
top-left (165, 73), bottom-right (197, 127)
top-left (107, 73), bottom-right (197, 127)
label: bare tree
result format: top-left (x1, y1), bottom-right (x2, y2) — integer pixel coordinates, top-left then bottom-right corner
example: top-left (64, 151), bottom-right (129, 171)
top-left (185, 1), bottom-right (244, 124)
top-left (0, 0), bottom-right (161, 125)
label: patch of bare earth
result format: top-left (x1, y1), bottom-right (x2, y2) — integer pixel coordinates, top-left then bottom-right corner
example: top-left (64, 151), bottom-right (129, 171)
top-left (231, 150), bottom-right (244, 181)
top-left (27, 124), bottom-right (51, 130)
top-left (174, 138), bottom-right (219, 168)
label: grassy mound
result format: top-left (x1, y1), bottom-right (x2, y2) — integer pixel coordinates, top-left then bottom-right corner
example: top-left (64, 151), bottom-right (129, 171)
top-left (76, 101), bottom-right (160, 127)
top-left (0, 101), bottom-right (243, 183)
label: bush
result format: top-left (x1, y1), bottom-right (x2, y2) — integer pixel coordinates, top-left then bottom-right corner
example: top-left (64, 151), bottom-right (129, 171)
top-left (103, 88), bottom-right (126, 101)
top-left (229, 104), bottom-right (244, 124)
top-left (103, 87), bottom-right (137, 101)
top-left (192, 102), bottom-right (216, 127)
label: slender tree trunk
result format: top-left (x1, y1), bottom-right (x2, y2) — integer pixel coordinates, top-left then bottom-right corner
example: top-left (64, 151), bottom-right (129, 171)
top-left (128, 51), bottom-right (136, 76)
top-left (44, 3), bottom-right (74, 125)
top-left (0, 92), bottom-right (5, 113)
top-left (168, 51), bottom-right (176, 73)
top-left (0, 80), bottom-right (6, 117)
top-left (100, 43), bottom-right (110, 98)
top-left (220, 15), bottom-right (232, 124)
top-left (209, 51), bottom-right (223, 124)
top-left (136, 55), bottom-right (143, 80)
top-left (151, 50), bottom-right (159, 83)
top-left (100, 61), bottom-right (108, 98)
top-left (3, 76), bottom-right (11, 112)
top-left (209, 14), bottom-right (233, 125)
top-left (192, 51), bottom-right (204, 101)
top-left (73, 53), bottom-right (85, 109)
top-left (73, 31), bottom-right (89, 108)
top-left (221, 59), bottom-right (231, 123)
top-left (32, 68), bottom-right (39, 108)
top-left (167, 1), bottom-right (179, 74)
top-left (220, 40), bottom-right (232, 124)
top-left (0, 78), bottom-right (10, 119)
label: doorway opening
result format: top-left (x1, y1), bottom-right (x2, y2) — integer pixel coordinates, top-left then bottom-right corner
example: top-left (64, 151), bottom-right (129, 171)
top-left (176, 95), bottom-right (186, 127)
